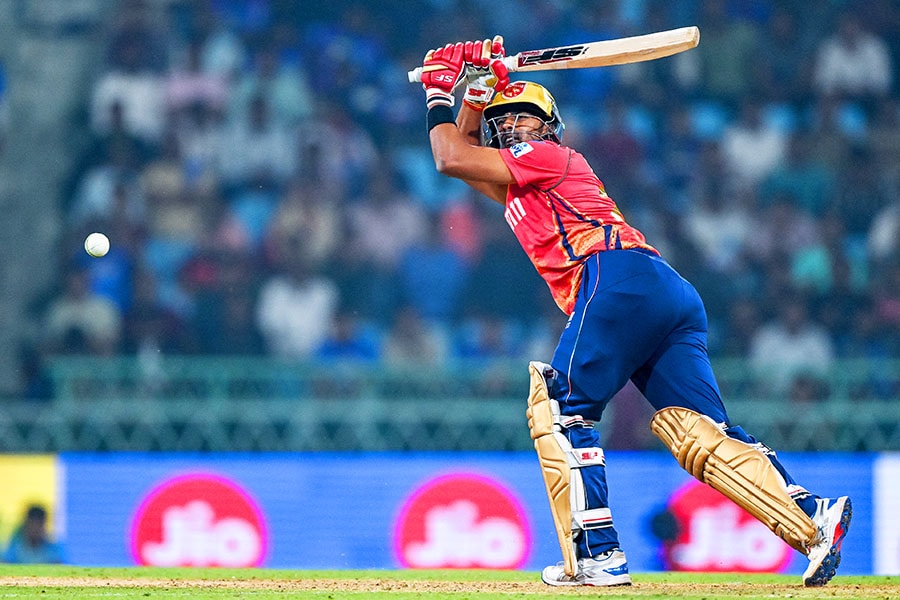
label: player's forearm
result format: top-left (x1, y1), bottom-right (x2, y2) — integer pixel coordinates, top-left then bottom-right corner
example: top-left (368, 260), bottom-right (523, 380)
top-left (429, 120), bottom-right (472, 177)
top-left (429, 126), bottom-right (506, 204)
top-left (456, 103), bottom-right (483, 146)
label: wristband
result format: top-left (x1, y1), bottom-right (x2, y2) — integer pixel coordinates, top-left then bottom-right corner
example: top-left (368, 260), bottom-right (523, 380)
top-left (426, 105), bottom-right (455, 132)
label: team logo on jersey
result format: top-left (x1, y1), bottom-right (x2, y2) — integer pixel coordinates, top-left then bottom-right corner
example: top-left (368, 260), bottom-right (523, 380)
top-left (510, 142), bottom-right (533, 158)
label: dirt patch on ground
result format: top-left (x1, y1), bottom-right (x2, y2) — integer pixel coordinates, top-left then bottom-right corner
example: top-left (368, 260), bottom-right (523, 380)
top-left (0, 576), bottom-right (897, 598)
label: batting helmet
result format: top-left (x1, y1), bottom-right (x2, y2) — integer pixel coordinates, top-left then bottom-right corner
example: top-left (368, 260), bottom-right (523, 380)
top-left (482, 81), bottom-right (565, 148)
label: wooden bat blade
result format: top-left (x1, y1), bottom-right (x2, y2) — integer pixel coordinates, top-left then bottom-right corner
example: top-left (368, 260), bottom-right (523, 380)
top-left (511, 26), bottom-right (699, 72)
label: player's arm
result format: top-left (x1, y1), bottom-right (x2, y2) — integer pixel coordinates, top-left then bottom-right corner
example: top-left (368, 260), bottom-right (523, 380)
top-left (430, 113), bottom-right (511, 204)
top-left (421, 40), bottom-right (512, 205)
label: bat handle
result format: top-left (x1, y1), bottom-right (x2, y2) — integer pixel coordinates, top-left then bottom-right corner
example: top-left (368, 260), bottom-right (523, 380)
top-left (407, 55), bottom-right (517, 83)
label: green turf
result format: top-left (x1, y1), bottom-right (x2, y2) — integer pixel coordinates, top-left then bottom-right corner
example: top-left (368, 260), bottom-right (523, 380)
top-left (0, 565), bottom-right (896, 599)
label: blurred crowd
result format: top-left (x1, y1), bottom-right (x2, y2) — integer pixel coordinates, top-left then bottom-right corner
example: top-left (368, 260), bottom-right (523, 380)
top-left (20, 0), bottom-right (900, 401)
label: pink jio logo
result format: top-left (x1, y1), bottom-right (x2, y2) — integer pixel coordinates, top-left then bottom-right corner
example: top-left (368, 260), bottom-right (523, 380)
top-left (130, 473), bottom-right (267, 567)
top-left (663, 480), bottom-right (792, 573)
top-left (394, 473), bottom-right (531, 569)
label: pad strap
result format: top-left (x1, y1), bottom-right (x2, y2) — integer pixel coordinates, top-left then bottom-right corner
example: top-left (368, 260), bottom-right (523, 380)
top-left (574, 507), bottom-right (613, 530)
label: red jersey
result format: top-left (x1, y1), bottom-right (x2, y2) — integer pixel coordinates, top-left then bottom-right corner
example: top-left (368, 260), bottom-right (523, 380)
top-left (498, 140), bottom-right (658, 315)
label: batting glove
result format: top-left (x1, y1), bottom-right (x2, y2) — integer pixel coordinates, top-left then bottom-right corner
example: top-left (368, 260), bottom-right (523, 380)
top-left (421, 42), bottom-right (467, 109)
top-left (462, 36), bottom-right (510, 112)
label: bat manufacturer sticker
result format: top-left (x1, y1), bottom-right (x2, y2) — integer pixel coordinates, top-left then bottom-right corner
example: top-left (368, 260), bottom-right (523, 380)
top-left (518, 45), bottom-right (588, 66)
top-left (510, 142), bottom-right (533, 158)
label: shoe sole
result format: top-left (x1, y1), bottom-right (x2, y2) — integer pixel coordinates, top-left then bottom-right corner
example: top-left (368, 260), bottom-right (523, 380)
top-left (541, 576), bottom-right (632, 587)
top-left (803, 497), bottom-right (852, 587)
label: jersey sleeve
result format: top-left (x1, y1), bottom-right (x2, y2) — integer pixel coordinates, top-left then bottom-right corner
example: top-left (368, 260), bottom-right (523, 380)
top-left (498, 141), bottom-right (571, 189)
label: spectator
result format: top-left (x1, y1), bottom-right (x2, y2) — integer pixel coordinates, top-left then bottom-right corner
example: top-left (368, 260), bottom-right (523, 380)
top-left (755, 6), bottom-right (815, 105)
top-left (812, 11), bottom-right (893, 107)
top-left (43, 265), bottom-right (122, 355)
top-left (657, 102), bottom-right (704, 200)
top-left (382, 304), bottom-right (449, 367)
top-left (164, 38), bottom-right (229, 116)
top-left (460, 203), bottom-right (544, 325)
top-left (342, 169), bottom-right (427, 319)
top-left (2, 505), bottom-right (64, 564)
top-left (694, 0), bottom-right (760, 107)
top-left (748, 294), bottom-right (835, 398)
top-left (68, 125), bottom-right (147, 229)
top-left (294, 105), bottom-right (378, 199)
top-left (229, 42), bottom-right (314, 127)
top-left (141, 170), bottom-right (209, 318)
top-left (91, 4), bottom-right (168, 146)
top-left (453, 313), bottom-right (523, 361)
top-left (759, 132), bottom-right (836, 218)
top-left (583, 95), bottom-right (646, 194)
top-left (747, 193), bottom-right (820, 267)
top-left (681, 177), bottom-right (754, 276)
top-left (255, 253), bottom-right (339, 360)
top-left (315, 309), bottom-right (381, 362)
top-left (396, 213), bottom-right (469, 324)
top-left (717, 296), bottom-right (763, 358)
top-left (840, 301), bottom-right (897, 400)
top-left (186, 0), bottom-right (247, 79)
top-left (217, 94), bottom-right (296, 190)
top-left (172, 100), bottom-right (226, 195)
top-left (122, 267), bottom-right (194, 356)
top-left (264, 176), bottom-right (341, 267)
top-left (832, 144), bottom-right (892, 242)
top-left (868, 198), bottom-right (900, 267)
top-left (719, 96), bottom-right (787, 190)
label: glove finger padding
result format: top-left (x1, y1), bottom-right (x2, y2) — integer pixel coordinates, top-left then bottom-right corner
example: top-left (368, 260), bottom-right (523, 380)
top-left (422, 42), bottom-right (467, 109)
top-left (463, 36), bottom-right (507, 111)
top-left (489, 57), bottom-right (510, 92)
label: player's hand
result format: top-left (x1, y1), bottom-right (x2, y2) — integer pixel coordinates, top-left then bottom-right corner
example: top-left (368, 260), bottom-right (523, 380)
top-left (421, 42), bottom-right (466, 109)
top-left (462, 35), bottom-right (510, 112)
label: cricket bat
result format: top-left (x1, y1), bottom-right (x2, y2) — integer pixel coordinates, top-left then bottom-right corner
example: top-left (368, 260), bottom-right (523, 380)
top-left (407, 26), bottom-right (699, 83)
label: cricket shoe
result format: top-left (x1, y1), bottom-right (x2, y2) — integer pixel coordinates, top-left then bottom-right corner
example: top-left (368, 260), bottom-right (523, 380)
top-left (803, 496), bottom-right (852, 587)
top-left (541, 549), bottom-right (632, 587)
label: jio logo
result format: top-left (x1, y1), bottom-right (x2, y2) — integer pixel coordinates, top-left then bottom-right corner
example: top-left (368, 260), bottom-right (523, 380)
top-left (394, 473), bottom-right (531, 569)
top-left (662, 480), bottom-right (792, 573)
top-left (131, 473), bottom-right (267, 567)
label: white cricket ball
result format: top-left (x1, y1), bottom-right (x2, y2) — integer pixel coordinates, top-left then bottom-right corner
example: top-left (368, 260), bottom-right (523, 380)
top-left (84, 232), bottom-right (110, 257)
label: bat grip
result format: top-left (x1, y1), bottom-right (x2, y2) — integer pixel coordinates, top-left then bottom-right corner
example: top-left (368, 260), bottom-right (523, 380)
top-left (407, 55), bottom-right (517, 83)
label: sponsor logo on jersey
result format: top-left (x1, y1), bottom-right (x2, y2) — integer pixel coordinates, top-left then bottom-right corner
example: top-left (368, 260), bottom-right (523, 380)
top-left (510, 142), bottom-right (533, 158)
top-left (131, 473), bottom-right (267, 567)
top-left (394, 473), bottom-right (531, 569)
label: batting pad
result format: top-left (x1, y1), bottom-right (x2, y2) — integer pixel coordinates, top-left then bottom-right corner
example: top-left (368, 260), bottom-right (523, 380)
top-left (650, 406), bottom-right (817, 554)
top-left (526, 361), bottom-right (577, 577)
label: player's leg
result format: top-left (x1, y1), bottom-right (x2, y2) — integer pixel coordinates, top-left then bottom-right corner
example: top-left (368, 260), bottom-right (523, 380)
top-left (526, 362), bottom-right (631, 587)
top-left (632, 266), bottom-right (851, 585)
top-left (533, 251), bottom-right (672, 586)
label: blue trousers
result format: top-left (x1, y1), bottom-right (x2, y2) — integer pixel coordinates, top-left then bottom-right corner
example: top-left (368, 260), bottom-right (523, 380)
top-left (548, 250), bottom-right (815, 557)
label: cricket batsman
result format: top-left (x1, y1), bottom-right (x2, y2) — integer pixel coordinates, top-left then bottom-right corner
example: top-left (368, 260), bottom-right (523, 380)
top-left (417, 38), bottom-right (851, 587)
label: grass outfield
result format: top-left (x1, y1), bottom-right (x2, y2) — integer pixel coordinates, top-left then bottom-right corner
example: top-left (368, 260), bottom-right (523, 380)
top-left (0, 566), bottom-right (897, 599)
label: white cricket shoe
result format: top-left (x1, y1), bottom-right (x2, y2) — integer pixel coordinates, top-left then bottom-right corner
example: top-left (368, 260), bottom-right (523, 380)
top-left (541, 549), bottom-right (632, 587)
top-left (803, 496), bottom-right (852, 587)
